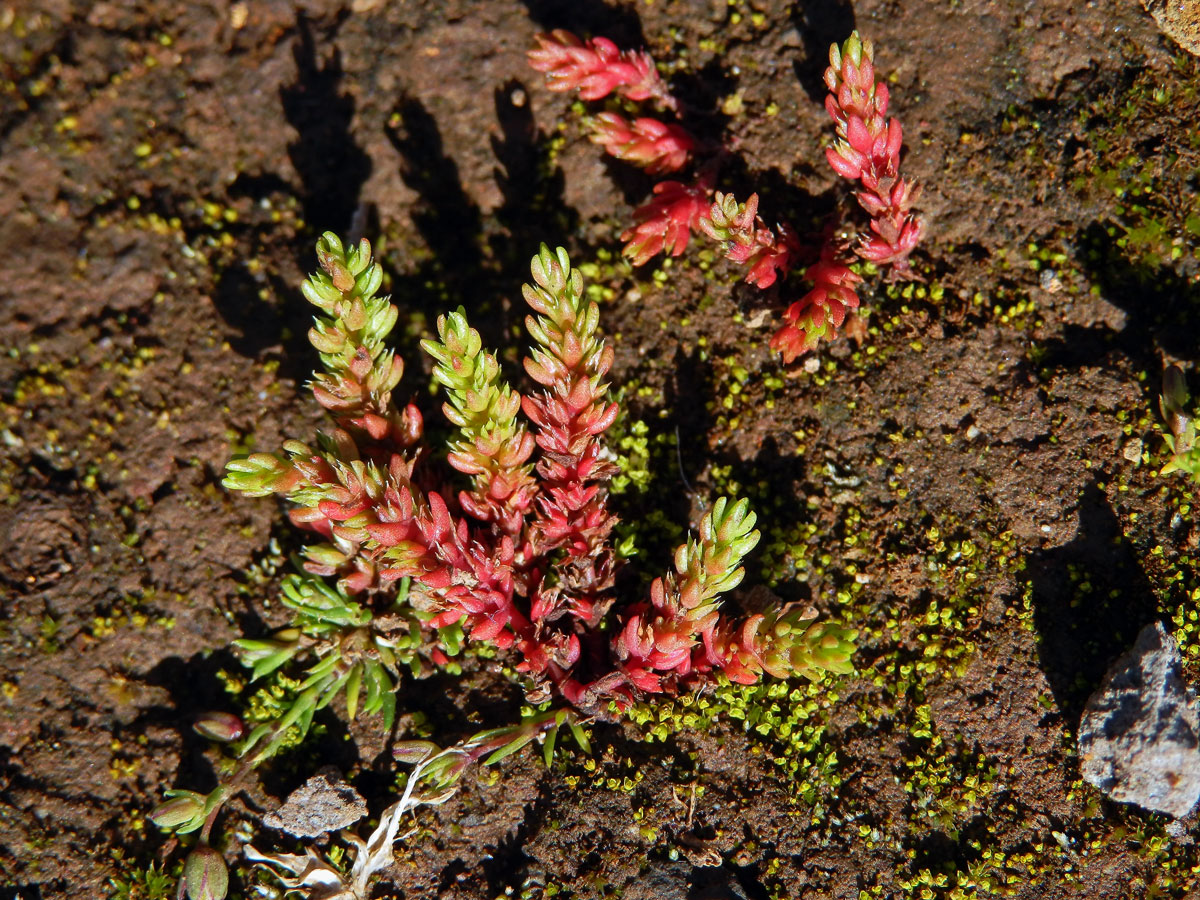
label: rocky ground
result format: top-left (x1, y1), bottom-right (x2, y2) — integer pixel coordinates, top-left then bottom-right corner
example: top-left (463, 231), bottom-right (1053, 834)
top-left (2, 1), bottom-right (1200, 898)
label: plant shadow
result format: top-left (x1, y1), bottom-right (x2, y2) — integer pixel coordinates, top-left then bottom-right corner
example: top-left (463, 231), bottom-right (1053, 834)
top-left (789, 0), bottom-right (857, 102)
top-left (1024, 480), bottom-right (1161, 727)
top-left (280, 12), bottom-right (372, 244)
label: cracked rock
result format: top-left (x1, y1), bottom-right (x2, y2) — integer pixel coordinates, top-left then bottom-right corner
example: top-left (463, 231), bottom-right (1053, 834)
top-left (1142, 0), bottom-right (1200, 57)
top-left (1079, 621), bottom-right (1200, 818)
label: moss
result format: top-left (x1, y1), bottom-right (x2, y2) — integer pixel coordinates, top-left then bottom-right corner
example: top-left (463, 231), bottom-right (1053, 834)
top-left (107, 855), bottom-right (180, 900)
top-left (217, 668), bottom-right (313, 756)
top-left (1067, 57), bottom-right (1200, 275)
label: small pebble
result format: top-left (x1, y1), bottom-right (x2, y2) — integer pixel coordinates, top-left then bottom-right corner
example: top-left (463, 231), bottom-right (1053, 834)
top-left (1122, 438), bottom-right (1143, 463)
top-left (263, 767), bottom-right (367, 838)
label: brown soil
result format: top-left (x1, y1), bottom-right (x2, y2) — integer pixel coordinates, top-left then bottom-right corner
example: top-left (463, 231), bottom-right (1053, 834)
top-left (2, 1), bottom-right (1199, 898)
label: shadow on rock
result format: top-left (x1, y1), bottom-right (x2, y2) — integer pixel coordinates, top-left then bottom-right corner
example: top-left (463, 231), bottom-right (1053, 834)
top-left (518, 0), bottom-right (648, 47)
top-left (210, 261), bottom-right (288, 359)
top-left (789, 0), bottom-right (857, 102)
top-left (1071, 220), bottom-right (1200, 363)
top-left (490, 78), bottom-right (580, 273)
top-left (142, 649), bottom-right (364, 802)
top-left (281, 12), bottom-right (372, 241)
top-left (1025, 480), bottom-right (1161, 726)
top-left (384, 92), bottom-right (487, 314)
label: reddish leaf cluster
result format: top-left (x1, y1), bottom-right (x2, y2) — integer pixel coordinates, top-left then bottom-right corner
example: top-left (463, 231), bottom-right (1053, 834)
top-left (698, 192), bottom-right (801, 290)
top-left (770, 241), bottom-right (864, 363)
top-left (621, 176), bottom-right (713, 266)
top-left (588, 112), bottom-right (694, 175)
top-left (697, 194), bottom-right (862, 363)
top-left (528, 29), bottom-right (675, 109)
top-left (528, 29), bottom-right (711, 267)
top-left (528, 28), bottom-right (926, 359)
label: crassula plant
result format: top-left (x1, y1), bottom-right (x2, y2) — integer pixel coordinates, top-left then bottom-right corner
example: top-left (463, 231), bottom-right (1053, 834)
top-left (153, 235), bottom-right (856, 898)
top-left (528, 29), bottom-right (926, 361)
top-left (227, 235), bottom-right (855, 707)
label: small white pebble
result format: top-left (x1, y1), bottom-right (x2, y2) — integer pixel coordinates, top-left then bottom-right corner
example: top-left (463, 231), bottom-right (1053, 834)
top-left (1039, 269), bottom-right (1063, 293)
top-left (743, 308), bottom-right (771, 329)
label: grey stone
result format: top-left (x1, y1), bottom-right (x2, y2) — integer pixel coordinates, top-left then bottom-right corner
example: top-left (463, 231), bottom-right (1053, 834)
top-left (1079, 621), bottom-right (1200, 818)
top-left (263, 766), bottom-right (368, 837)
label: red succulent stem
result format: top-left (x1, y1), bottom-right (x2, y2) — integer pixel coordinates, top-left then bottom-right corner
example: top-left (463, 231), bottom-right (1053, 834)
top-left (528, 29), bottom-right (678, 111)
top-left (768, 235), bottom-right (863, 364)
top-left (422, 311), bottom-right (539, 542)
top-left (588, 112), bottom-right (694, 175)
top-left (823, 32), bottom-right (924, 275)
top-left (613, 498), bottom-right (759, 698)
top-left (521, 246), bottom-right (620, 626)
top-left (226, 235), bottom-right (859, 719)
